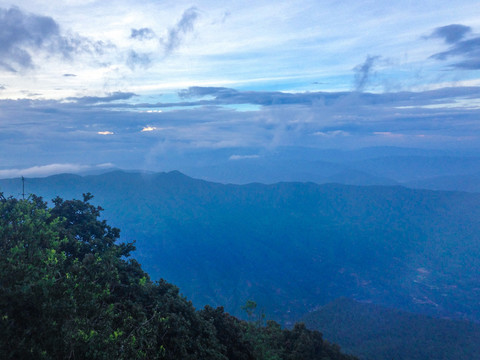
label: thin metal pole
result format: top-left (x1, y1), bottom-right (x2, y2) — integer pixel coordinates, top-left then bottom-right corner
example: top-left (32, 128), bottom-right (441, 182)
top-left (22, 176), bottom-right (25, 199)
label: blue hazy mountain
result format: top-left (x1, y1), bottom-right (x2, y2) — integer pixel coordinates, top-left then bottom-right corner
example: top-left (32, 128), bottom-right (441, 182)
top-left (1, 170), bottom-right (480, 326)
top-left (302, 297), bottom-right (480, 360)
top-left (79, 146), bottom-right (480, 189)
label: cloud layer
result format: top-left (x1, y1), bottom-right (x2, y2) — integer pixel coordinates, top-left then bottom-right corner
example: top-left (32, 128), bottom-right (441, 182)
top-left (2, 85), bottom-right (480, 174)
top-left (1, 2), bottom-right (480, 177)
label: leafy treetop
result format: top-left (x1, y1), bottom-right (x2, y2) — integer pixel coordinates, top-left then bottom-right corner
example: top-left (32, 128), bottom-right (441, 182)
top-left (0, 193), bottom-right (356, 360)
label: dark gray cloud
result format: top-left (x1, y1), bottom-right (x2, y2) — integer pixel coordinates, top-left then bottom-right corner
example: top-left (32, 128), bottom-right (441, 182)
top-left (99, 86), bottom-right (480, 113)
top-left (176, 86), bottom-right (338, 106)
top-left (432, 37), bottom-right (480, 59)
top-left (67, 92), bottom-right (137, 105)
top-left (178, 86), bottom-right (237, 99)
top-left (431, 37), bottom-right (480, 69)
top-left (0, 6), bottom-right (113, 72)
top-left (131, 27), bottom-right (156, 40)
top-left (0, 7), bottom-right (60, 71)
top-left (126, 50), bottom-right (152, 70)
top-left (63, 73), bottom-right (76, 77)
top-left (430, 24), bottom-right (472, 44)
top-left (0, 85), bottom-right (5, 90)
top-left (429, 24), bottom-right (480, 69)
top-left (105, 85), bottom-right (476, 110)
top-left (162, 7), bottom-right (199, 55)
top-left (353, 55), bottom-right (380, 92)
top-left (2, 85), bottom-right (480, 172)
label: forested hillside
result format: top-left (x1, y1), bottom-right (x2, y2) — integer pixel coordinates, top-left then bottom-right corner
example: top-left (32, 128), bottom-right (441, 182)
top-left (1, 171), bottom-right (480, 325)
top-left (302, 298), bottom-right (480, 360)
top-left (0, 193), bottom-right (356, 360)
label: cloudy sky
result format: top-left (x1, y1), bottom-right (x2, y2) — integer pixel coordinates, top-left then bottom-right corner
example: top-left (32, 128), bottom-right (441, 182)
top-left (1, 0), bottom-right (480, 177)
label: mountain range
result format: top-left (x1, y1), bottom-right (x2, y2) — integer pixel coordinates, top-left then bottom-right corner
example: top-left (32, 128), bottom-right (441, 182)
top-left (138, 146), bottom-right (480, 192)
top-left (1, 170), bottom-right (479, 327)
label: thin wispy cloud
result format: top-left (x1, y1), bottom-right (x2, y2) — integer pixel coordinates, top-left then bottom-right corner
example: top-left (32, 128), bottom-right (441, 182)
top-left (229, 154), bottom-right (260, 160)
top-left (126, 50), bottom-right (152, 70)
top-left (162, 6), bottom-right (199, 56)
top-left (0, 163), bottom-right (114, 179)
top-left (353, 55), bottom-right (380, 92)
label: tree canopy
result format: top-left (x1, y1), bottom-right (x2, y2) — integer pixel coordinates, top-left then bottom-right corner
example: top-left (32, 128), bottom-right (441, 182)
top-left (0, 193), bottom-right (356, 360)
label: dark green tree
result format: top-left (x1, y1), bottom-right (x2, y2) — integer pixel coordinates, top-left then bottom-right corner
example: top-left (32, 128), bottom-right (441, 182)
top-left (0, 193), bottom-right (356, 360)
top-left (0, 194), bottom-right (224, 359)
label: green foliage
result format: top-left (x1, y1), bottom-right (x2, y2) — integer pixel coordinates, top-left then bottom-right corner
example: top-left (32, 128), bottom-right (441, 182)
top-left (0, 193), bottom-right (355, 360)
top-left (237, 301), bottom-right (356, 360)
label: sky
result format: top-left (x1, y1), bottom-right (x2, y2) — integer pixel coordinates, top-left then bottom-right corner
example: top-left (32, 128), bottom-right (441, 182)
top-left (1, 0), bottom-right (480, 177)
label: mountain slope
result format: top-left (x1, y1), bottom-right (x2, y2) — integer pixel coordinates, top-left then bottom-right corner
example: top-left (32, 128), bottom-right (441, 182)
top-left (302, 298), bottom-right (480, 360)
top-left (1, 171), bottom-right (480, 325)
top-left (0, 194), bottom-right (357, 360)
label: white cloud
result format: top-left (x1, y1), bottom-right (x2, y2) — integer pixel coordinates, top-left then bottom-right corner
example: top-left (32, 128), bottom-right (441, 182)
top-left (98, 131), bottom-right (114, 135)
top-left (374, 131), bottom-right (404, 138)
top-left (313, 130), bottom-right (350, 137)
top-left (229, 154), bottom-right (260, 160)
top-left (0, 163), bottom-right (115, 179)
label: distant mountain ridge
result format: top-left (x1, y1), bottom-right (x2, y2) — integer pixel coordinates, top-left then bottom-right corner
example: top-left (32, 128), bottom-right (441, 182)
top-left (4, 146), bottom-right (480, 192)
top-left (144, 146), bottom-right (480, 191)
top-left (1, 170), bottom-right (480, 326)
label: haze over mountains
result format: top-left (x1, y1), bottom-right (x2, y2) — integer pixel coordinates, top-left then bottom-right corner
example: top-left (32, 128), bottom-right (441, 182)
top-left (3, 145), bottom-right (480, 359)
top-left (1, 158), bottom-right (480, 328)
top-left (192, 146), bottom-right (480, 192)
top-left (4, 146), bottom-right (480, 192)
top-left (105, 146), bottom-right (480, 191)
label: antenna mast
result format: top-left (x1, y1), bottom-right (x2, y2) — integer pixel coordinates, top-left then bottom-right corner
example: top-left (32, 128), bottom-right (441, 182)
top-left (22, 176), bottom-right (25, 199)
